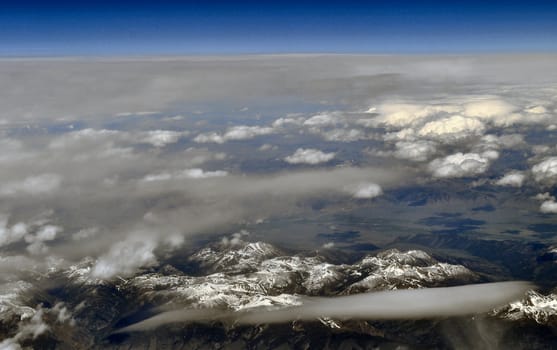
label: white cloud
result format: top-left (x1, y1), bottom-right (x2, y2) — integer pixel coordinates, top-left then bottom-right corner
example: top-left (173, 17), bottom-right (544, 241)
top-left (272, 117), bottom-right (304, 128)
top-left (72, 227), bottom-right (100, 241)
top-left (303, 113), bottom-right (341, 126)
top-left (0, 216), bottom-right (28, 247)
top-left (474, 134), bottom-right (524, 153)
top-left (25, 224), bottom-right (62, 255)
top-left (534, 192), bottom-right (554, 201)
top-left (383, 128), bottom-right (416, 141)
top-left (194, 125), bottom-right (274, 144)
top-left (142, 168), bottom-right (228, 182)
top-left (393, 140), bottom-right (437, 162)
top-left (494, 171), bottom-right (526, 187)
top-left (193, 132), bottom-right (225, 144)
top-left (350, 183), bottom-right (383, 199)
top-left (417, 115), bottom-right (485, 141)
top-left (540, 199), bottom-right (557, 214)
top-left (141, 130), bottom-right (185, 147)
top-left (376, 103), bottom-right (460, 128)
top-left (428, 152), bottom-right (496, 178)
top-left (0, 212), bottom-right (62, 253)
top-left (0, 306), bottom-right (50, 349)
top-left (525, 105), bottom-right (547, 114)
top-left (223, 125), bottom-right (274, 140)
top-left (532, 157), bottom-right (557, 184)
top-left (91, 235), bottom-right (158, 279)
top-left (535, 193), bottom-right (557, 214)
top-left (182, 168), bottom-right (228, 179)
top-left (284, 148), bottom-right (336, 165)
top-left (463, 98), bottom-right (516, 123)
top-left (258, 144), bottom-right (277, 151)
top-left (0, 174), bottom-right (61, 196)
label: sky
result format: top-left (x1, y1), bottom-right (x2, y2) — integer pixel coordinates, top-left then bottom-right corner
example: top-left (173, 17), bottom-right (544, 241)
top-left (1, 0), bottom-right (557, 56)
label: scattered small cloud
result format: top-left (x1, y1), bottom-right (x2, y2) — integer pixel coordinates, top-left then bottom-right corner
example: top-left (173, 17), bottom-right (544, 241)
top-left (194, 125), bottom-right (274, 144)
top-left (142, 168), bottom-right (228, 182)
top-left (532, 157), bottom-right (557, 185)
top-left (494, 171), bottom-right (526, 187)
top-left (349, 183), bottom-right (383, 199)
top-left (429, 152), bottom-right (497, 178)
top-left (393, 140), bottom-right (437, 162)
top-left (140, 130), bottom-right (186, 147)
top-left (91, 235), bottom-right (159, 279)
top-left (284, 148), bottom-right (336, 165)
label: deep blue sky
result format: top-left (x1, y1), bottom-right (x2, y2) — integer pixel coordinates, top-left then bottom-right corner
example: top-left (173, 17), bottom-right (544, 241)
top-left (1, 0), bottom-right (556, 56)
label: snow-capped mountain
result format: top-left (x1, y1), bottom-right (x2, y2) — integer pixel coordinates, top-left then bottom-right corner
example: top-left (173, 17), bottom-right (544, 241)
top-left (124, 240), bottom-right (481, 314)
top-left (0, 238), bottom-right (553, 349)
top-left (493, 289), bottom-right (557, 325)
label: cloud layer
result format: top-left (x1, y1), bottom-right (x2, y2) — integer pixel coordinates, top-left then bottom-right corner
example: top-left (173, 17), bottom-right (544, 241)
top-left (118, 281), bottom-right (532, 332)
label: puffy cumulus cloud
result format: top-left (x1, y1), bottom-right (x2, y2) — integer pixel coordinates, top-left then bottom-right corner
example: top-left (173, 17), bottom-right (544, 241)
top-left (349, 183), bottom-right (383, 199)
top-left (0, 306), bottom-right (49, 349)
top-left (383, 128), bottom-right (417, 142)
top-left (221, 230), bottom-right (250, 247)
top-left (91, 235), bottom-right (159, 279)
top-left (428, 152), bottom-right (497, 178)
top-left (375, 103), bottom-right (460, 128)
top-left (72, 227), bottom-right (100, 241)
top-left (181, 168), bottom-right (228, 179)
top-left (495, 171), bottom-right (526, 187)
top-left (0, 211), bottom-right (61, 253)
top-left (140, 130), bottom-right (186, 147)
top-left (540, 199), bottom-right (557, 214)
top-left (223, 125), bottom-right (274, 141)
top-left (393, 140), bottom-right (437, 162)
top-left (193, 132), bottom-right (225, 144)
top-left (303, 113), bottom-right (342, 127)
top-left (532, 157), bottom-right (557, 184)
top-left (25, 224), bottom-right (62, 255)
top-left (0, 174), bottom-right (61, 197)
top-left (284, 148), bottom-right (336, 165)
top-left (534, 192), bottom-right (554, 201)
top-left (461, 98), bottom-right (551, 127)
top-left (194, 125), bottom-right (274, 144)
top-left (463, 98), bottom-right (516, 122)
top-left (474, 134), bottom-right (525, 152)
top-left (142, 168), bottom-right (228, 182)
top-left (0, 216), bottom-right (28, 247)
top-left (0, 302), bottom-right (77, 349)
top-left (258, 144), bottom-right (277, 152)
top-left (534, 193), bottom-right (557, 214)
top-left (271, 116), bottom-right (304, 128)
top-left (525, 105), bottom-right (548, 114)
top-left (417, 115), bottom-right (485, 141)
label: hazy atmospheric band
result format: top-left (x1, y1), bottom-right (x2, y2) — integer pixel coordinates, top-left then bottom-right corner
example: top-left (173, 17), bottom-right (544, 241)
top-left (118, 281), bottom-right (533, 332)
